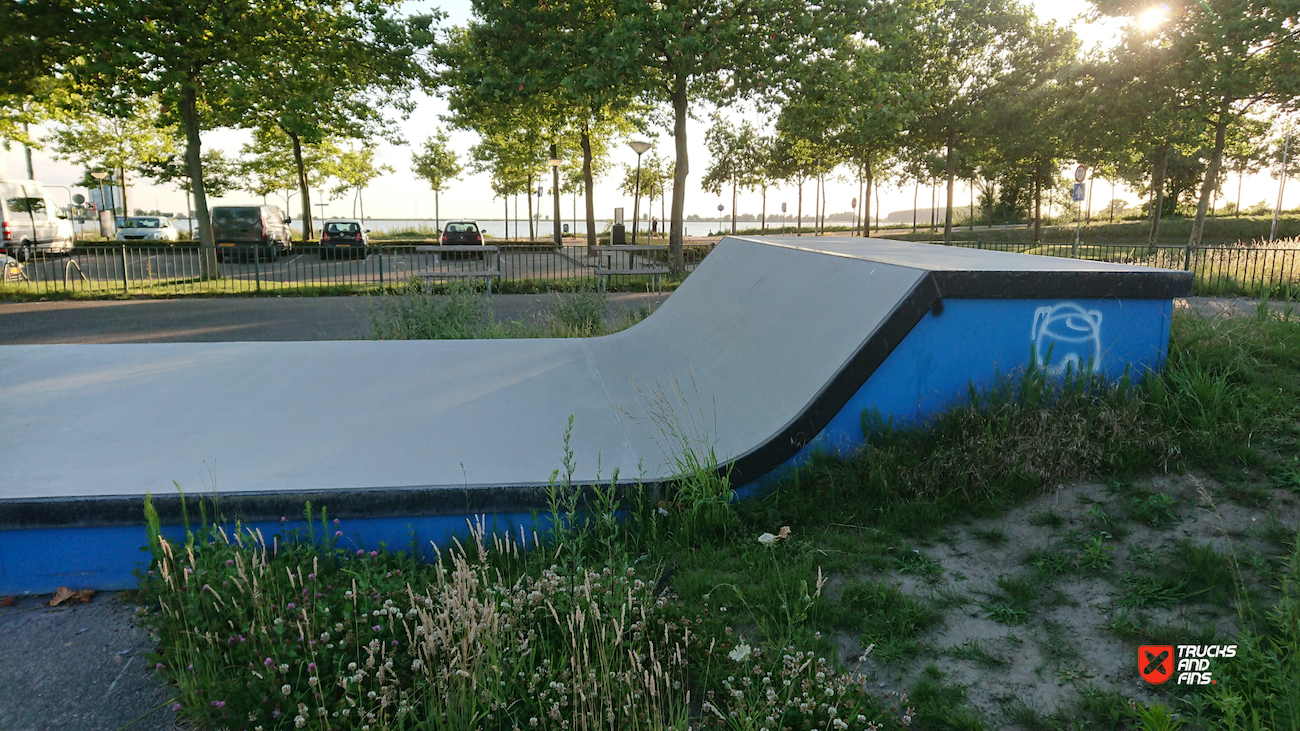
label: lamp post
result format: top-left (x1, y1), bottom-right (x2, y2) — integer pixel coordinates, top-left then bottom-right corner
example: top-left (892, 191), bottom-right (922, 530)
top-left (717, 204), bottom-right (724, 238)
top-left (781, 202), bottom-right (787, 235)
top-left (628, 140), bottom-right (652, 245)
top-left (548, 147), bottom-right (563, 246)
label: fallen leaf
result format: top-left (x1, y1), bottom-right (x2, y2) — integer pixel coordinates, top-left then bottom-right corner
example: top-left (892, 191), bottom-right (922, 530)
top-left (48, 587), bottom-right (95, 607)
top-left (0, 596), bottom-right (14, 607)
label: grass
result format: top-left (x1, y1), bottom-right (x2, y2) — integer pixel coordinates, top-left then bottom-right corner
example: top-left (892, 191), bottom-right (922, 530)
top-left (367, 280), bottom-right (657, 340)
top-left (134, 309), bottom-right (1300, 730)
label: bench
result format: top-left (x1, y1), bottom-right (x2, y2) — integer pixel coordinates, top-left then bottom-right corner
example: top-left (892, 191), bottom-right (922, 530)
top-left (416, 245), bottom-right (501, 293)
top-left (591, 245), bottom-right (670, 293)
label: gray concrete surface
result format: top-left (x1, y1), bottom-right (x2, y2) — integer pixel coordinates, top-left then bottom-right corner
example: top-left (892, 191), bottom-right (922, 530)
top-left (0, 240), bottom-right (921, 500)
top-left (0, 593), bottom-right (179, 731)
top-left (0, 292), bottom-right (670, 345)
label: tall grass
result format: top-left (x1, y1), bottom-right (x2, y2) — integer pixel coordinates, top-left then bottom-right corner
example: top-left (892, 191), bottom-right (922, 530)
top-left (367, 280), bottom-right (655, 340)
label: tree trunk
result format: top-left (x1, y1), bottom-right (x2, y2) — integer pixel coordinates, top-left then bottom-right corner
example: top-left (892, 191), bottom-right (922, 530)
top-left (943, 130), bottom-right (955, 244)
top-left (581, 125), bottom-right (597, 255)
top-left (1033, 162), bottom-right (1043, 244)
top-left (527, 175), bottom-right (535, 241)
top-left (435, 190), bottom-right (440, 233)
top-left (796, 180), bottom-right (803, 235)
top-left (865, 156), bottom-right (874, 237)
top-left (118, 166), bottom-right (129, 217)
top-left (761, 185), bottom-right (767, 233)
top-left (1236, 166), bottom-right (1243, 217)
top-left (1110, 179), bottom-right (1116, 223)
top-left (22, 121), bottom-right (35, 180)
top-left (551, 143), bottom-right (562, 246)
top-left (1189, 112), bottom-right (1229, 249)
top-left (814, 175), bottom-right (821, 235)
top-left (1085, 176), bottom-right (1094, 223)
top-left (179, 82), bottom-right (217, 279)
top-left (667, 72), bottom-right (689, 274)
top-left (912, 181), bottom-right (918, 234)
top-left (969, 177), bottom-right (974, 231)
top-left (288, 131), bottom-right (313, 242)
top-left (1148, 143), bottom-right (1170, 253)
top-left (731, 178), bottom-right (737, 234)
top-left (930, 180), bottom-right (937, 232)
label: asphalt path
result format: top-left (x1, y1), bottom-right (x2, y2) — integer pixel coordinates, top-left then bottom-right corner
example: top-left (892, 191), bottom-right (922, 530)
top-left (0, 292), bottom-right (669, 345)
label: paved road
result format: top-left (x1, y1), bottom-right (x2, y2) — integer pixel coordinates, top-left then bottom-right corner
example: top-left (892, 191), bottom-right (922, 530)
top-left (0, 292), bottom-right (669, 345)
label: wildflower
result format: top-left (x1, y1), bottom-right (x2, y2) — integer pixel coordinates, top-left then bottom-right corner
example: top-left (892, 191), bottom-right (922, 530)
top-left (287, 603), bottom-right (295, 610)
top-left (373, 625), bottom-right (382, 632)
top-left (729, 643), bottom-right (752, 662)
top-left (335, 531), bottom-right (343, 538)
top-left (279, 664), bottom-right (289, 673)
top-left (225, 559), bottom-right (234, 567)
top-left (356, 550), bottom-right (364, 557)
top-left (307, 663), bottom-right (316, 672)
top-left (280, 516), bottom-right (287, 523)
top-left (333, 518), bottom-right (339, 525)
top-left (210, 700), bottom-right (225, 708)
top-left (281, 685), bottom-right (292, 696)
top-left (369, 551), bottom-right (377, 557)
top-left (171, 703), bottom-right (181, 711)
top-left (264, 657), bottom-right (274, 666)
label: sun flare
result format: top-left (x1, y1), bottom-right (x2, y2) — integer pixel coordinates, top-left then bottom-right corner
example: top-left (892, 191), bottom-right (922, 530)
top-left (1138, 5), bottom-right (1167, 30)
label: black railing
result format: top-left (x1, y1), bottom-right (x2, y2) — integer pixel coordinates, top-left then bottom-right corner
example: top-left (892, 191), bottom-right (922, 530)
top-left (0, 243), bottom-right (714, 298)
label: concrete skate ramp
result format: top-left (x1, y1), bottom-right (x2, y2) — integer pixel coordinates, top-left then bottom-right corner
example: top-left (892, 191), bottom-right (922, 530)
top-left (0, 237), bottom-right (1192, 593)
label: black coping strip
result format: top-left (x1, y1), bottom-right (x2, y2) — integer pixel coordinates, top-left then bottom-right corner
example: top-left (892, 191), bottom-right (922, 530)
top-left (0, 266), bottom-right (1191, 531)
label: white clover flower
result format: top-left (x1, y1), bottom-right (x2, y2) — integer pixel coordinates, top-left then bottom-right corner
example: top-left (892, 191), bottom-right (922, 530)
top-left (294, 715), bottom-right (306, 728)
top-left (279, 664), bottom-right (289, 673)
top-left (728, 643), bottom-right (752, 662)
top-left (281, 684), bottom-right (292, 696)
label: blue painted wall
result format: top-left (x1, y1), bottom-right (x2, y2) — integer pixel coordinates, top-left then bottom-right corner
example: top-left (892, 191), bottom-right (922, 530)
top-left (0, 296), bottom-right (1174, 595)
top-left (738, 296), bottom-right (1173, 495)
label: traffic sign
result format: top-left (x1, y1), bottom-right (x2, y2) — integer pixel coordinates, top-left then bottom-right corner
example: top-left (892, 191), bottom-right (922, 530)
top-left (1074, 165), bottom-right (1088, 182)
top-left (1072, 183), bottom-right (1086, 202)
top-left (85, 201), bottom-right (97, 212)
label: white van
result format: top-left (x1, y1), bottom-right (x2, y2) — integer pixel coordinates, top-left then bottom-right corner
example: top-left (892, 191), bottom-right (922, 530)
top-left (0, 180), bottom-right (75, 260)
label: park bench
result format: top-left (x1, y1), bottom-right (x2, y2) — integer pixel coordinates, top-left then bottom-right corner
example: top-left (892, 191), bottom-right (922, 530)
top-left (416, 245), bottom-right (501, 293)
top-left (591, 245), bottom-right (669, 293)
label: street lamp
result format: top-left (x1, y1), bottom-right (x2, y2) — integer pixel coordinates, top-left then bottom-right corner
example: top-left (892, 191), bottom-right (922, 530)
top-left (548, 147), bottom-right (563, 246)
top-left (90, 171), bottom-right (110, 235)
top-left (628, 140), bottom-right (652, 245)
top-left (781, 202), bottom-right (787, 235)
top-left (717, 204), bottom-right (724, 238)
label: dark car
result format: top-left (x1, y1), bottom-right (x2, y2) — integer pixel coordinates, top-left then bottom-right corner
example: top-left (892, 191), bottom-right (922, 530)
top-left (440, 221), bottom-right (485, 259)
top-left (212, 205), bottom-right (293, 261)
top-left (319, 219), bottom-right (370, 259)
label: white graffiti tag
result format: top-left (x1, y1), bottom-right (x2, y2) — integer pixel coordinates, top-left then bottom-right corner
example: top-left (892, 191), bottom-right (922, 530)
top-left (1032, 303), bottom-right (1103, 374)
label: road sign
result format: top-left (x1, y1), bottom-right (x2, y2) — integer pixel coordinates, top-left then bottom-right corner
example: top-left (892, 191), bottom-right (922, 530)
top-left (85, 201), bottom-right (97, 212)
top-left (1072, 183), bottom-right (1086, 202)
top-left (1075, 165), bottom-right (1088, 182)
top-left (73, 193), bottom-right (85, 205)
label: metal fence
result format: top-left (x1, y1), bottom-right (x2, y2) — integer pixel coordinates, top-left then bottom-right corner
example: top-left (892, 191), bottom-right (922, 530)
top-left (0, 243), bottom-right (715, 297)
top-left (3, 239), bottom-right (1297, 299)
top-left (930, 241), bottom-right (1300, 297)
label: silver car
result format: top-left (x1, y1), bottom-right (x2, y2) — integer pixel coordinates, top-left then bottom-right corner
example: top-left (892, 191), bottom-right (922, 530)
top-left (114, 216), bottom-right (180, 243)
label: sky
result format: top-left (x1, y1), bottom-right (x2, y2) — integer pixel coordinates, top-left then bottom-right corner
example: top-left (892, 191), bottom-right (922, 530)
top-left (2, 0), bottom-right (1295, 226)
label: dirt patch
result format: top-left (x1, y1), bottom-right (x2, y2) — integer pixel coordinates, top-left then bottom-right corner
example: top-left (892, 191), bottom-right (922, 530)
top-left (841, 472), bottom-right (1299, 728)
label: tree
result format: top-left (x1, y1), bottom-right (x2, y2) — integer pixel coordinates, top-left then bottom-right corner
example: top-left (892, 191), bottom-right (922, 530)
top-left (239, 126), bottom-right (339, 220)
top-left (235, 0), bottom-right (436, 242)
top-left (48, 97), bottom-right (177, 217)
top-left (73, 0), bottom-right (302, 277)
top-left (896, 0), bottom-right (1044, 244)
top-left (138, 149), bottom-right (239, 231)
top-left (770, 130), bottom-right (826, 236)
top-left (434, 1), bottom-right (640, 256)
top-left (327, 147), bottom-right (394, 225)
top-left (1090, 0), bottom-right (1300, 249)
top-left (410, 131), bottom-right (462, 233)
top-left (701, 116), bottom-right (760, 235)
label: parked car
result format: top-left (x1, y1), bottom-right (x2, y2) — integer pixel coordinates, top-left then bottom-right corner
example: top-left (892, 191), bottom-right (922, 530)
top-left (0, 179), bottom-right (75, 261)
top-left (440, 221), bottom-right (486, 260)
top-left (114, 216), bottom-right (180, 243)
top-left (211, 205), bottom-right (292, 261)
top-left (319, 219), bottom-right (370, 259)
